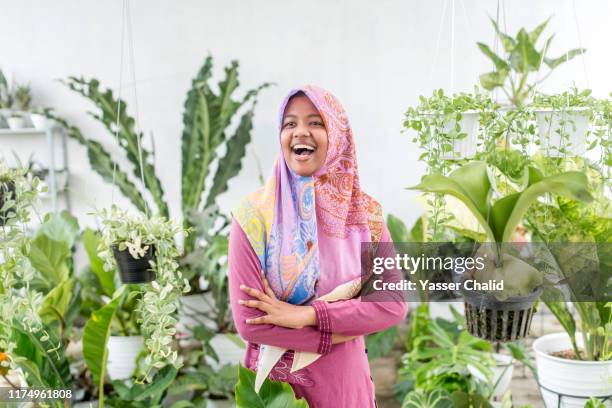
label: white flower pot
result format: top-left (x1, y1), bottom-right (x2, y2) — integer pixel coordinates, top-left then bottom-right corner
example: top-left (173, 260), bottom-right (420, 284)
top-left (535, 108), bottom-right (590, 157)
top-left (534, 332), bottom-right (612, 407)
top-left (107, 335), bottom-right (144, 380)
top-left (440, 110), bottom-right (480, 160)
top-left (7, 116), bottom-right (25, 130)
top-left (469, 353), bottom-right (513, 400)
top-left (207, 333), bottom-right (245, 369)
top-left (30, 113), bottom-right (48, 130)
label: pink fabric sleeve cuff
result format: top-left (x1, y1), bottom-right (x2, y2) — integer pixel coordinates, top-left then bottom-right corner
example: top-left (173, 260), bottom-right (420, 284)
top-left (312, 300), bottom-right (332, 355)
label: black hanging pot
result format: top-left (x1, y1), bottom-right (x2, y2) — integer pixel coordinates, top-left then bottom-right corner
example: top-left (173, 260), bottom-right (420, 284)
top-left (0, 181), bottom-right (16, 227)
top-left (462, 286), bottom-right (542, 342)
top-left (112, 244), bottom-right (157, 284)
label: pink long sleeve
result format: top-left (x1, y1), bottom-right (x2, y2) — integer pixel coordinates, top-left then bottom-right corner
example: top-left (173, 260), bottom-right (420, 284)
top-left (316, 224), bottom-right (409, 337)
top-left (228, 218), bottom-right (324, 353)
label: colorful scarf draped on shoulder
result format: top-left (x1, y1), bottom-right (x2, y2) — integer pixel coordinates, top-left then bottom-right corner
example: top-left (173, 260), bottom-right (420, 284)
top-left (232, 85), bottom-right (383, 305)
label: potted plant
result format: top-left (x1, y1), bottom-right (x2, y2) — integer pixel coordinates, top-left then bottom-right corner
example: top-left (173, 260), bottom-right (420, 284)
top-left (531, 88), bottom-right (595, 157)
top-left (96, 205), bottom-right (191, 382)
top-left (404, 88), bottom-right (494, 161)
top-left (29, 107), bottom-right (50, 130)
top-left (521, 158), bottom-right (612, 406)
top-left (6, 111), bottom-right (25, 130)
top-left (409, 161), bottom-right (593, 341)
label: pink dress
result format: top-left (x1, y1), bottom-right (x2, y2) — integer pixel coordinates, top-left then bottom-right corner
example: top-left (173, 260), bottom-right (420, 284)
top-left (228, 218), bottom-right (408, 408)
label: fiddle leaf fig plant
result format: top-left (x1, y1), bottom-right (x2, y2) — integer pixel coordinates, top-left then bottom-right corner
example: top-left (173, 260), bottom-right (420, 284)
top-left (409, 161), bottom-right (593, 297)
top-left (96, 205), bottom-right (191, 381)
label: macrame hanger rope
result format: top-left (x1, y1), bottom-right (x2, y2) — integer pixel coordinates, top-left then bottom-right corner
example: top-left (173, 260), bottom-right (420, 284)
top-left (125, 0), bottom-right (150, 217)
top-left (450, 0), bottom-right (455, 98)
top-left (572, 0), bottom-right (589, 89)
top-left (427, 0), bottom-right (448, 90)
top-left (111, 0), bottom-right (127, 207)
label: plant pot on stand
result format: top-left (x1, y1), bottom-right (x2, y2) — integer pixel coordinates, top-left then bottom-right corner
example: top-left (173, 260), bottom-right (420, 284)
top-left (534, 332), bottom-right (612, 408)
top-left (535, 108), bottom-right (590, 157)
top-left (107, 335), bottom-right (144, 380)
top-left (7, 115), bottom-right (25, 130)
top-left (112, 244), bottom-right (156, 284)
top-left (440, 110), bottom-right (480, 160)
top-left (462, 286), bottom-right (541, 342)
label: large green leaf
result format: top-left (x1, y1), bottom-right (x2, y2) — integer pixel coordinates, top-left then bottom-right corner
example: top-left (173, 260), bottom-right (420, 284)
top-left (402, 389), bottom-right (452, 408)
top-left (38, 278), bottom-right (74, 325)
top-left (544, 48), bottom-right (587, 69)
top-left (49, 114), bottom-right (148, 213)
top-left (83, 228), bottom-right (116, 297)
top-left (111, 365), bottom-right (177, 403)
top-left (235, 364), bottom-right (309, 407)
top-left (387, 214), bottom-right (411, 243)
top-left (477, 43), bottom-right (509, 71)
top-left (205, 108), bottom-right (254, 208)
top-left (83, 288), bottom-right (125, 407)
top-left (36, 211), bottom-right (80, 248)
top-left (28, 234), bottom-right (71, 286)
top-left (489, 18), bottom-right (516, 53)
top-left (529, 17), bottom-right (550, 43)
top-left (491, 171), bottom-right (593, 242)
top-left (509, 28), bottom-right (541, 73)
top-left (408, 162), bottom-right (494, 241)
top-left (63, 77), bottom-right (168, 217)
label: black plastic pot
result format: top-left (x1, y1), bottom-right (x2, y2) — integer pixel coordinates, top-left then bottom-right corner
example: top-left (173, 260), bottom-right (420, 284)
top-left (112, 244), bottom-right (157, 284)
top-left (0, 181), bottom-right (16, 227)
top-left (462, 286), bottom-right (542, 342)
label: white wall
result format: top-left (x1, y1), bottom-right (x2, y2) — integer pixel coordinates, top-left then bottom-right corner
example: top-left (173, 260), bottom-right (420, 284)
top-left (1, 0), bottom-right (610, 230)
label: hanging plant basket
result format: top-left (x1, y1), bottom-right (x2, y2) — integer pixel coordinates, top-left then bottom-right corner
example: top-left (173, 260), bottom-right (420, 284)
top-left (112, 244), bottom-right (157, 284)
top-left (534, 107), bottom-right (590, 157)
top-left (440, 110), bottom-right (480, 160)
top-left (0, 180), bottom-right (16, 226)
top-left (462, 286), bottom-right (541, 342)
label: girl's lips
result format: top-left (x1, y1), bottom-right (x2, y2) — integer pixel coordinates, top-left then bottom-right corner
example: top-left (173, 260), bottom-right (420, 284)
top-left (292, 151), bottom-right (314, 162)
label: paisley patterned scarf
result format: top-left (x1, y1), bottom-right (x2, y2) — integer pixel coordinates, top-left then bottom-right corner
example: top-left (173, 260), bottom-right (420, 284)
top-left (232, 85), bottom-right (382, 305)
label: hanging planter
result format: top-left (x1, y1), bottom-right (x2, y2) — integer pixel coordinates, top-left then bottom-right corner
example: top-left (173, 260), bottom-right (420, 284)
top-left (409, 161), bottom-right (593, 341)
top-left (405, 89), bottom-right (493, 162)
top-left (106, 335), bottom-right (144, 380)
top-left (97, 206), bottom-right (191, 380)
top-left (112, 243), bottom-right (156, 284)
top-left (532, 89), bottom-right (595, 158)
top-left (462, 286), bottom-right (541, 342)
top-left (0, 180), bottom-right (16, 226)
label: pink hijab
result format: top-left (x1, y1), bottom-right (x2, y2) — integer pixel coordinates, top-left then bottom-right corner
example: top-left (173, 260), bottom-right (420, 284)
top-left (233, 85), bottom-right (383, 305)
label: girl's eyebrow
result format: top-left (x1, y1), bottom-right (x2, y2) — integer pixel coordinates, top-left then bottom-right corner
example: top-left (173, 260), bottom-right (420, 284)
top-left (283, 113), bottom-right (323, 120)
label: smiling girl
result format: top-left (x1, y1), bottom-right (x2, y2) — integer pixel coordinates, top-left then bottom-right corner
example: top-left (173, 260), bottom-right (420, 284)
top-left (228, 85), bottom-right (408, 407)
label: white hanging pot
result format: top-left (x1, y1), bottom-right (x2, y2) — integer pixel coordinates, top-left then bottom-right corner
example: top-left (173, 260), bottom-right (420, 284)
top-left (533, 332), bottom-right (612, 407)
top-left (469, 353), bottom-right (513, 400)
top-left (107, 335), bottom-right (144, 380)
top-left (440, 110), bottom-right (480, 160)
top-left (7, 116), bottom-right (25, 130)
top-left (207, 333), bottom-right (245, 370)
top-left (30, 113), bottom-right (48, 130)
top-left (534, 108), bottom-right (590, 157)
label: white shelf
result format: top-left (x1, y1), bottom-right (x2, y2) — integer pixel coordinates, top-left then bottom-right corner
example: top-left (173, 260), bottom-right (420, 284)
top-left (0, 128), bottom-right (47, 136)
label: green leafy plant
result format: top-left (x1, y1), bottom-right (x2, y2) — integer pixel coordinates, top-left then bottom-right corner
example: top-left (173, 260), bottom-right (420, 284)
top-left (12, 83), bottom-right (32, 111)
top-left (96, 206), bottom-right (191, 380)
top-left (0, 69), bottom-right (12, 109)
top-left (409, 161), bottom-right (593, 298)
top-left (478, 18), bottom-right (585, 107)
top-left (49, 57), bottom-right (270, 292)
top-left (235, 364), bottom-right (309, 407)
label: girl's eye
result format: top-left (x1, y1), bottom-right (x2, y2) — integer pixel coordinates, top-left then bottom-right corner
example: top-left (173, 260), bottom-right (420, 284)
top-left (311, 121), bottom-right (323, 127)
top-left (283, 122), bottom-right (295, 128)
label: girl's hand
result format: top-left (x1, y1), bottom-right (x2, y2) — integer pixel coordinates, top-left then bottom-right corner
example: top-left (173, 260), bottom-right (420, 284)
top-left (239, 272), bottom-right (317, 329)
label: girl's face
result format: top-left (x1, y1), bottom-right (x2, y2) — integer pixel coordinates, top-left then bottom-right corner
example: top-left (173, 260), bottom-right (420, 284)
top-left (280, 94), bottom-right (328, 177)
